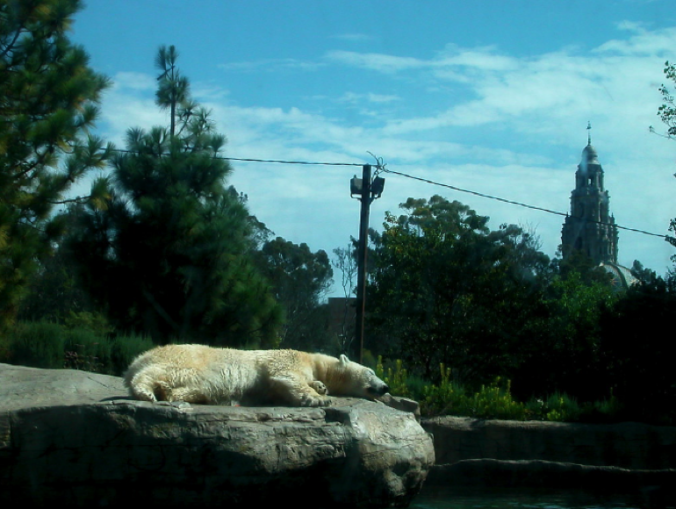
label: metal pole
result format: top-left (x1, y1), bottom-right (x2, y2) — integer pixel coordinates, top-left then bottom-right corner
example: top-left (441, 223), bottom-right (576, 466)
top-left (354, 164), bottom-right (371, 363)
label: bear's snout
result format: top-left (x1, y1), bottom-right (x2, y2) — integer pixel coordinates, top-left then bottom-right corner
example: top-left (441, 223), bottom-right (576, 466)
top-left (367, 382), bottom-right (390, 397)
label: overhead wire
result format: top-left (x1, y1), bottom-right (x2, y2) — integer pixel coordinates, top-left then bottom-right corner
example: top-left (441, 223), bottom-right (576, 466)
top-left (79, 145), bottom-right (670, 241)
top-left (377, 165), bottom-right (669, 240)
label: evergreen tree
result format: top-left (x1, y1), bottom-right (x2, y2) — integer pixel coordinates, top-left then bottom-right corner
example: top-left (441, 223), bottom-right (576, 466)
top-left (68, 46), bottom-right (282, 346)
top-left (0, 0), bottom-right (110, 328)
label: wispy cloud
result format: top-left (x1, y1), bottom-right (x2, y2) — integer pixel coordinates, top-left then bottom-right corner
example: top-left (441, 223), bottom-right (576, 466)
top-left (325, 50), bottom-right (425, 73)
top-left (219, 58), bottom-right (324, 72)
top-left (338, 92), bottom-right (401, 104)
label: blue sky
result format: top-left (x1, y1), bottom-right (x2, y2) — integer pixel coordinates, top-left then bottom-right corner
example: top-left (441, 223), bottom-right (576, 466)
top-left (70, 1), bottom-right (676, 295)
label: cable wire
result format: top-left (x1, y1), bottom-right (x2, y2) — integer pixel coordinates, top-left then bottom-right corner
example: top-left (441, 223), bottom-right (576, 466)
top-left (380, 166), bottom-right (669, 240)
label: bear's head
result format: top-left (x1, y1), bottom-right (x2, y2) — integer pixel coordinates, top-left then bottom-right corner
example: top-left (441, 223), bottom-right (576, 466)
top-left (332, 354), bottom-right (389, 399)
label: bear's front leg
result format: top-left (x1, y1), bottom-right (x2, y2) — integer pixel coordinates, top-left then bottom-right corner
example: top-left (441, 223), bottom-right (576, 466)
top-left (269, 375), bottom-right (330, 407)
top-left (308, 380), bottom-right (328, 396)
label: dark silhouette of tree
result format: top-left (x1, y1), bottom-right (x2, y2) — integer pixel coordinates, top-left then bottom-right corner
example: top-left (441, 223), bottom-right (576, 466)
top-left (255, 237), bottom-right (333, 351)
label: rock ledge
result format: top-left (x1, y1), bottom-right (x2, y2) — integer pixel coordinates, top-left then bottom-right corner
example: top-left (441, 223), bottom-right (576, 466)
top-left (0, 364), bottom-right (434, 508)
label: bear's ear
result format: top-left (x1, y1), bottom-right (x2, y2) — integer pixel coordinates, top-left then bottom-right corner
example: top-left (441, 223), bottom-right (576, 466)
top-left (339, 354), bottom-right (350, 366)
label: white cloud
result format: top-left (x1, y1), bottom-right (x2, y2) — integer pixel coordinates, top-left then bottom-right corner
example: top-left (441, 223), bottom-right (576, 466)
top-left (325, 50), bottom-right (426, 73)
top-left (88, 25), bottom-right (676, 281)
top-left (594, 25), bottom-right (676, 56)
top-left (338, 92), bottom-right (401, 104)
top-left (218, 58), bottom-right (324, 72)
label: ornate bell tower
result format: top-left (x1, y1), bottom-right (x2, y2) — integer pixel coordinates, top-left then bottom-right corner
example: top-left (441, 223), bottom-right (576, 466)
top-left (561, 125), bottom-right (618, 264)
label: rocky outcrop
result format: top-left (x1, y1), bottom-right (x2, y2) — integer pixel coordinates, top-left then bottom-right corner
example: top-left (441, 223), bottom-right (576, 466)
top-left (423, 416), bottom-right (676, 469)
top-left (0, 363), bottom-right (434, 508)
top-left (422, 416), bottom-right (676, 491)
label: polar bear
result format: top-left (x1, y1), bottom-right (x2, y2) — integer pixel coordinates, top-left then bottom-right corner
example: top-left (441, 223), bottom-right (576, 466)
top-left (124, 344), bottom-right (389, 407)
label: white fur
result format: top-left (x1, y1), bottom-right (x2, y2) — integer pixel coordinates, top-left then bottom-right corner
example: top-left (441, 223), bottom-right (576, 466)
top-left (124, 344), bottom-right (389, 407)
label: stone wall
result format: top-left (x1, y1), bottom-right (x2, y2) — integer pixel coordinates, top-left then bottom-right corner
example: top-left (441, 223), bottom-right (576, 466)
top-left (421, 415), bottom-right (676, 496)
top-left (422, 416), bottom-right (676, 470)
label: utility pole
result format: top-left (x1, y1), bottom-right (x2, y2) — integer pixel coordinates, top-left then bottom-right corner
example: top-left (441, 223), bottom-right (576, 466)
top-left (350, 164), bottom-right (385, 363)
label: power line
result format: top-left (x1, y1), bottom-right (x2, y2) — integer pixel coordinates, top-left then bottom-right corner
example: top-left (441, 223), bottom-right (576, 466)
top-left (106, 147), bottom-right (363, 167)
top-left (83, 145), bottom-right (670, 240)
top-left (380, 166), bottom-right (669, 240)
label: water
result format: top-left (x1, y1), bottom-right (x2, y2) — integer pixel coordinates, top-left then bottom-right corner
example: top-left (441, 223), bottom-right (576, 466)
top-left (410, 486), bottom-right (676, 509)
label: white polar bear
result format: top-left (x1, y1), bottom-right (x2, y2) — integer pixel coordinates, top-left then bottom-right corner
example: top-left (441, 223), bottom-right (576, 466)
top-left (124, 344), bottom-right (389, 407)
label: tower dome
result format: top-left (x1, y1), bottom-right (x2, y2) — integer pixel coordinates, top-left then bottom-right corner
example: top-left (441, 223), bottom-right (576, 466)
top-left (582, 143), bottom-right (599, 165)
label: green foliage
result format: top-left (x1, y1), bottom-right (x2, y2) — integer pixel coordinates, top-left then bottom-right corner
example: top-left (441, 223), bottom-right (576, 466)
top-left (66, 47), bottom-right (282, 346)
top-left (512, 270), bottom-right (617, 401)
top-left (0, 321), bottom-right (154, 375)
top-left (367, 195), bottom-right (550, 383)
top-left (62, 328), bottom-right (111, 373)
top-left (0, 0), bottom-right (111, 328)
top-left (255, 237), bottom-right (333, 350)
top-left (598, 274), bottom-right (676, 424)
top-left (658, 60), bottom-right (676, 138)
top-left (376, 357), bottom-right (626, 423)
top-left (5, 321), bottom-right (66, 368)
top-left (525, 393), bottom-right (582, 422)
top-left (421, 365), bottom-right (527, 420)
top-left (376, 356), bottom-right (411, 398)
top-left (17, 230), bottom-right (94, 323)
top-left (656, 61), bottom-right (676, 260)
top-left (155, 44), bottom-right (190, 136)
top-left (110, 333), bottom-right (154, 374)
top-left (64, 310), bottom-right (114, 337)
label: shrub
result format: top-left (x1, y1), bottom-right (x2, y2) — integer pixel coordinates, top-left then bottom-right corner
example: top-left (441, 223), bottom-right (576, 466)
top-left (111, 334), bottom-right (154, 375)
top-left (7, 322), bottom-right (66, 369)
top-left (376, 356), bottom-right (411, 398)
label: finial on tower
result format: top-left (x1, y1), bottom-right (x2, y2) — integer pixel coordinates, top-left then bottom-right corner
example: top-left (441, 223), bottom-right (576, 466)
top-left (587, 121), bottom-right (592, 145)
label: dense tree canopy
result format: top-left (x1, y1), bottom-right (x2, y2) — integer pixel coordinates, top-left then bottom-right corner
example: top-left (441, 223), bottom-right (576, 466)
top-left (67, 46), bottom-right (282, 346)
top-left (255, 237), bottom-right (333, 351)
top-left (366, 196), bottom-right (551, 382)
top-left (0, 0), bottom-right (110, 327)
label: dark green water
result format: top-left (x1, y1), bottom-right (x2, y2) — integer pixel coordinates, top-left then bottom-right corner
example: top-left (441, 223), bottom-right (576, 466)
top-left (410, 486), bottom-right (676, 509)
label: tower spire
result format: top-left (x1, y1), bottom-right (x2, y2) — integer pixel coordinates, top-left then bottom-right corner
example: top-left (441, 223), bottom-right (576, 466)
top-left (587, 121), bottom-right (592, 145)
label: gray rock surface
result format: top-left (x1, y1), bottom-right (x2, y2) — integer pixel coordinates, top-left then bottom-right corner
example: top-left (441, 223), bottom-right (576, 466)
top-left (422, 415), bottom-right (676, 495)
top-left (422, 415), bottom-right (676, 469)
top-left (0, 363), bottom-right (434, 508)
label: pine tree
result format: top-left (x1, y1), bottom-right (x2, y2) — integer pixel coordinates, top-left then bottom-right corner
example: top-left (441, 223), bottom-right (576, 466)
top-left (0, 0), bottom-right (110, 328)
top-left (68, 46), bottom-right (282, 346)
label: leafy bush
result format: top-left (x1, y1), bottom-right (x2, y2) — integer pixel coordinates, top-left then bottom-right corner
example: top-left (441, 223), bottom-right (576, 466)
top-left (421, 366), bottom-right (527, 420)
top-left (1, 321), bottom-right (154, 375)
top-left (63, 328), bottom-right (112, 373)
top-left (526, 392), bottom-right (582, 422)
top-left (111, 334), bottom-right (154, 374)
top-left (377, 357), bottom-right (630, 423)
top-left (5, 321), bottom-right (66, 369)
top-left (376, 356), bottom-right (412, 398)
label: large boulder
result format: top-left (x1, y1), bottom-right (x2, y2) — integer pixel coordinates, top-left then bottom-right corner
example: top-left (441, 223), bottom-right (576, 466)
top-left (0, 363), bottom-right (434, 508)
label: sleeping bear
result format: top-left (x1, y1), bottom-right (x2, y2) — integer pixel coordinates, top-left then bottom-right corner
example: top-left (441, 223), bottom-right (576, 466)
top-left (124, 344), bottom-right (389, 407)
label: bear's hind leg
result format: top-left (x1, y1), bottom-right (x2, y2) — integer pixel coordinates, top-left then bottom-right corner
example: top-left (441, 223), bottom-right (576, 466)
top-left (127, 367), bottom-right (167, 402)
top-left (168, 386), bottom-right (210, 404)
